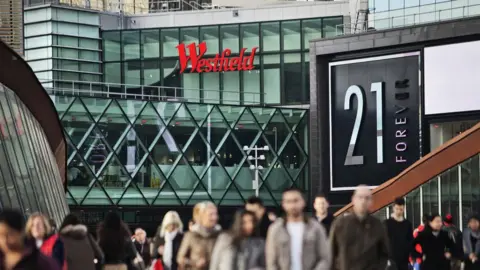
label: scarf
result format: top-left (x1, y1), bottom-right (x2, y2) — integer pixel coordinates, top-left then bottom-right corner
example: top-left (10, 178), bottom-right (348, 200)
top-left (163, 230), bottom-right (178, 268)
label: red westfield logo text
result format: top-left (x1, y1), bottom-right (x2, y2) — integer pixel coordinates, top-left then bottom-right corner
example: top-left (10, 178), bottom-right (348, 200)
top-left (176, 42), bottom-right (258, 73)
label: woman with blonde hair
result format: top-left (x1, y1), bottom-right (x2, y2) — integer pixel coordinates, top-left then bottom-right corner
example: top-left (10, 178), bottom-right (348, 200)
top-left (177, 202), bottom-right (221, 270)
top-left (25, 213), bottom-right (66, 269)
top-left (151, 211), bottom-right (184, 270)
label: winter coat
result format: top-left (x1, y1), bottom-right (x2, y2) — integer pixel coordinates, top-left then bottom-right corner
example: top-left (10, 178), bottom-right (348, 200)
top-left (330, 214), bottom-right (390, 270)
top-left (39, 233), bottom-right (66, 270)
top-left (442, 224), bottom-right (463, 260)
top-left (100, 237), bottom-right (138, 269)
top-left (59, 224), bottom-right (104, 270)
top-left (151, 231), bottom-right (184, 270)
top-left (133, 240), bottom-right (151, 266)
top-left (412, 227), bottom-right (454, 270)
top-left (209, 232), bottom-right (265, 270)
top-left (176, 224), bottom-right (221, 270)
top-left (0, 241), bottom-right (61, 270)
top-left (257, 214), bottom-right (272, 239)
top-left (315, 213), bottom-right (335, 236)
top-left (265, 217), bottom-right (331, 270)
top-left (462, 228), bottom-right (480, 270)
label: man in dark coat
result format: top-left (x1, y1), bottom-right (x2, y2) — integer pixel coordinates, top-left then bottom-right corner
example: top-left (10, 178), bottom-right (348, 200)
top-left (313, 194), bottom-right (335, 235)
top-left (245, 196), bottom-right (271, 238)
top-left (330, 185), bottom-right (390, 270)
top-left (384, 197), bottom-right (413, 270)
top-left (0, 209), bottom-right (60, 270)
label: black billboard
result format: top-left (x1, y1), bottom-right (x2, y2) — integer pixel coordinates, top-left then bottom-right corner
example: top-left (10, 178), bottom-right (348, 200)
top-left (329, 52), bottom-right (421, 191)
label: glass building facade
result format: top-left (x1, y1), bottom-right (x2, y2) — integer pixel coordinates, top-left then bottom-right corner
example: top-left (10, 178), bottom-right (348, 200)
top-left (55, 95), bottom-right (308, 207)
top-left (24, 7), bottom-right (102, 85)
top-left (369, 0), bottom-right (480, 30)
top-left (0, 83), bottom-right (69, 223)
top-left (102, 16), bottom-right (343, 106)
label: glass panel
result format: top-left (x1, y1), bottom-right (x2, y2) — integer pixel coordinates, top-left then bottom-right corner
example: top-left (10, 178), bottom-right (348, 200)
top-left (200, 26), bottom-right (219, 55)
top-left (103, 31), bottom-right (121, 62)
top-left (440, 167), bottom-right (459, 224)
top-left (323, 17), bottom-right (343, 38)
top-left (203, 73), bottom-right (220, 104)
top-left (375, 0), bottom-right (390, 11)
top-left (302, 18), bottom-right (322, 49)
top-left (243, 56), bottom-right (260, 104)
top-left (282, 20), bottom-right (301, 50)
top-left (220, 25), bottom-right (239, 53)
top-left (420, 0), bottom-right (435, 4)
top-left (104, 63), bottom-right (121, 84)
top-left (241, 23), bottom-right (259, 51)
top-left (181, 27), bottom-right (199, 56)
top-left (223, 71), bottom-right (240, 105)
top-left (390, 0), bottom-right (404, 9)
top-left (303, 52), bottom-right (310, 103)
top-left (162, 60), bottom-right (181, 89)
top-left (405, 0), bottom-right (420, 7)
top-left (161, 28), bottom-right (179, 57)
top-left (422, 177), bottom-right (439, 216)
top-left (183, 73), bottom-right (200, 102)
top-left (284, 53), bottom-right (303, 104)
top-left (261, 22), bottom-right (280, 52)
top-left (143, 60), bottom-right (161, 86)
top-left (122, 31), bottom-right (140, 60)
top-left (141, 29), bottom-right (160, 58)
top-left (263, 54), bottom-right (280, 104)
top-left (430, 120), bottom-right (479, 151)
top-left (124, 61), bottom-right (141, 86)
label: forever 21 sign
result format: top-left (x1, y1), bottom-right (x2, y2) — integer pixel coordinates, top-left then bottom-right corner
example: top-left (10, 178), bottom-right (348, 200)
top-left (329, 52), bottom-right (421, 191)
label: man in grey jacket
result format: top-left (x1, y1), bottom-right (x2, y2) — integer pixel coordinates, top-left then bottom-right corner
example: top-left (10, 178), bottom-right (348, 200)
top-left (266, 187), bottom-right (331, 270)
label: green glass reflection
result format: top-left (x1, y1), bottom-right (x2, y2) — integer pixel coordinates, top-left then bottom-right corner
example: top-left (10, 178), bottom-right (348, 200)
top-left (282, 20), bottom-right (301, 50)
top-left (103, 31), bottom-right (121, 62)
top-left (261, 22), bottom-right (280, 52)
top-left (161, 29), bottom-right (179, 57)
top-left (60, 98), bottom-right (308, 206)
top-left (302, 18), bottom-right (322, 49)
top-left (141, 30), bottom-right (160, 59)
top-left (323, 17), bottom-right (343, 38)
top-left (200, 26), bottom-right (219, 54)
top-left (122, 31), bottom-right (140, 60)
top-left (241, 23), bottom-right (259, 51)
top-left (220, 25), bottom-right (239, 53)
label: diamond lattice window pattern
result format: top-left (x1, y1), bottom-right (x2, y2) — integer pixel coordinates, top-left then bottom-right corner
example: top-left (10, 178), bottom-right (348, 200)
top-left (57, 97), bottom-right (308, 207)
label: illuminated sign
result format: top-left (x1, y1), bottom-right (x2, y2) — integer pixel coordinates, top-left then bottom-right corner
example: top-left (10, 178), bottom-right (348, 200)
top-left (176, 42), bottom-right (258, 73)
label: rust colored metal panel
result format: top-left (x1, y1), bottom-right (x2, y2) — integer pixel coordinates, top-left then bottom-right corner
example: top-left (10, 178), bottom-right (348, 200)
top-left (0, 40), bottom-right (66, 185)
top-left (335, 122), bottom-right (480, 216)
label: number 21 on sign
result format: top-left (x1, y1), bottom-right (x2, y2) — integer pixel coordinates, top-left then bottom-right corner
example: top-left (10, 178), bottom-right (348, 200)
top-left (343, 82), bottom-right (383, 166)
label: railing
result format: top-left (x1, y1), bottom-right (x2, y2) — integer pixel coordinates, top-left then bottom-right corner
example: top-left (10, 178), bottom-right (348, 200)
top-left (40, 79), bottom-right (264, 105)
top-left (335, 2), bottom-right (480, 36)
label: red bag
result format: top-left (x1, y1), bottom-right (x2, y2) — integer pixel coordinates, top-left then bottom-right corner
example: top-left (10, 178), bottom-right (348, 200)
top-left (152, 259), bottom-right (164, 270)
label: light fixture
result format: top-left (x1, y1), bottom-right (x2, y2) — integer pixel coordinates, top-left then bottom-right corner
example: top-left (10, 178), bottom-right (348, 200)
top-left (243, 145), bottom-right (249, 151)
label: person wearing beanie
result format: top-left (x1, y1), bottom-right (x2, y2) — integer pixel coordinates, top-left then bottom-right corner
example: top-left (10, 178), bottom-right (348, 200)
top-left (463, 214), bottom-right (480, 270)
top-left (0, 209), bottom-right (60, 270)
top-left (442, 214), bottom-right (463, 270)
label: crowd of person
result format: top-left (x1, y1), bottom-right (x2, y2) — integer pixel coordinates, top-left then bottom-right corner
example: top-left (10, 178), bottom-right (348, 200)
top-left (0, 185), bottom-right (479, 270)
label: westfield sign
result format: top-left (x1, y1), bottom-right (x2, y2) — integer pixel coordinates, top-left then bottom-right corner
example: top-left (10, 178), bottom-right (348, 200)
top-left (176, 42), bottom-right (258, 73)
